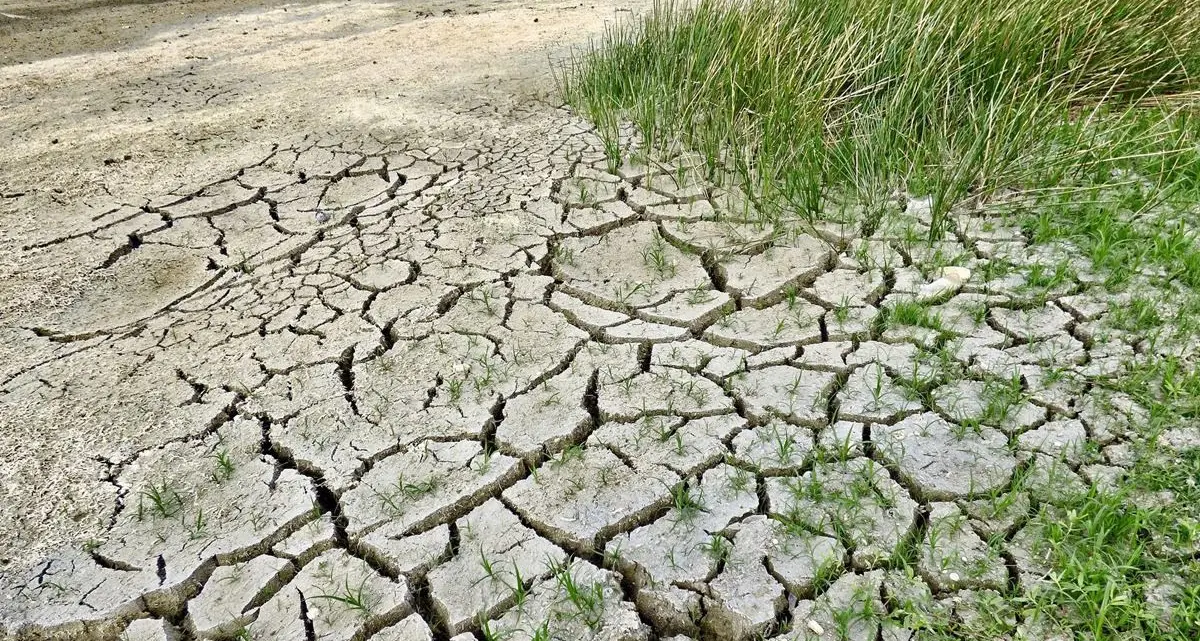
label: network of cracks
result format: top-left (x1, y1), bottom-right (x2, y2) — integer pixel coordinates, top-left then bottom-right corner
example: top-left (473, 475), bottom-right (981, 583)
top-left (1, 106), bottom-right (1191, 641)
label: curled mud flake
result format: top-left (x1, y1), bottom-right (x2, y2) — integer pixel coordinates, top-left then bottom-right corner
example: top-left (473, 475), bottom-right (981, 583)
top-left (704, 301), bottom-right (825, 351)
top-left (555, 221), bottom-right (712, 310)
top-left (719, 236), bottom-right (834, 308)
top-left (836, 363), bottom-right (923, 425)
top-left (701, 516), bottom-right (790, 641)
top-left (598, 367), bottom-right (733, 422)
top-left (916, 503), bottom-right (1007, 592)
top-left (187, 555), bottom-right (293, 638)
top-left (119, 618), bottom-right (171, 641)
top-left (789, 571), bottom-right (888, 641)
top-left (592, 414), bottom-right (745, 477)
top-left (371, 613), bottom-right (436, 641)
top-left (96, 416), bottom-right (319, 587)
top-left (485, 557), bottom-right (650, 641)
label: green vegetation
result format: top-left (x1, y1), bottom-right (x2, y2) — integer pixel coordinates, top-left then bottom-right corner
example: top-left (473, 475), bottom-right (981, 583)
top-left (561, 1), bottom-right (1200, 639)
top-left (310, 575), bottom-right (377, 617)
top-left (560, 0), bottom-right (1200, 242)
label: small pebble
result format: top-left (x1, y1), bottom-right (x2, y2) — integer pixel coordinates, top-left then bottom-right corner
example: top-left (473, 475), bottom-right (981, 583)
top-left (314, 211), bottom-right (330, 224)
top-left (807, 620), bottom-right (824, 635)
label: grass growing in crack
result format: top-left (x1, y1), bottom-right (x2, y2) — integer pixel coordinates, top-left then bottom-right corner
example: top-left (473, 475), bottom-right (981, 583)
top-left (1025, 476), bottom-right (1199, 639)
top-left (548, 559), bottom-right (606, 630)
top-left (446, 377), bottom-right (464, 405)
top-left (727, 465), bottom-right (753, 493)
top-left (699, 533), bottom-right (732, 564)
top-left (667, 481), bottom-right (705, 520)
top-left (767, 423), bottom-right (801, 463)
top-left (886, 300), bottom-right (942, 332)
top-left (478, 545), bottom-right (501, 582)
top-left (550, 444), bottom-right (585, 470)
top-left (478, 616), bottom-right (513, 641)
top-left (831, 296), bottom-right (852, 325)
top-left (685, 286), bottom-right (715, 305)
top-left (993, 358), bottom-right (1200, 639)
top-left (979, 374), bottom-right (1025, 428)
top-left (642, 229), bottom-right (678, 279)
top-left (552, 244), bottom-right (577, 267)
top-left (508, 561), bottom-right (530, 609)
top-left (1109, 295), bottom-right (1166, 333)
top-left (601, 541), bottom-right (624, 571)
top-left (186, 506), bottom-right (207, 540)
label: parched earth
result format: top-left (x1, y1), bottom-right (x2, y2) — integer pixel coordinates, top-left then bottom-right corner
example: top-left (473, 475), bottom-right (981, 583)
top-left (1, 2), bottom-right (1194, 641)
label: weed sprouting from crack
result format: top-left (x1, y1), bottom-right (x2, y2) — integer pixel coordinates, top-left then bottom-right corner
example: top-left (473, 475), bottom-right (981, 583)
top-left (727, 465), bottom-right (754, 493)
top-left (667, 480), bottom-right (705, 520)
top-left (508, 560), bottom-right (531, 609)
top-left (186, 506), bottom-right (208, 540)
top-left (552, 244), bottom-right (577, 267)
top-left (550, 444), bottom-right (585, 470)
top-left (768, 422), bottom-right (802, 463)
top-left (887, 299), bottom-right (943, 332)
top-left (699, 532), bottom-right (732, 564)
top-left (477, 545), bottom-right (503, 584)
top-left (547, 558), bottom-right (606, 630)
top-left (686, 286), bottom-right (716, 305)
top-left (832, 295), bottom-right (852, 325)
top-left (478, 615), bottom-right (514, 641)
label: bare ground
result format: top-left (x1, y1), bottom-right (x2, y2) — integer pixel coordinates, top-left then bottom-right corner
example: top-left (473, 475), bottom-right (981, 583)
top-left (0, 0), bottom-right (640, 572)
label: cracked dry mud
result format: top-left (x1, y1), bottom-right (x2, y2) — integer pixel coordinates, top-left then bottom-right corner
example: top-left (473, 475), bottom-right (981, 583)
top-left (1, 2), bottom-right (1194, 641)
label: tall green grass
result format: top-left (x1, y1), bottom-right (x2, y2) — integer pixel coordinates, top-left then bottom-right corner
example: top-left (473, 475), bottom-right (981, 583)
top-left (560, 0), bottom-right (1200, 235)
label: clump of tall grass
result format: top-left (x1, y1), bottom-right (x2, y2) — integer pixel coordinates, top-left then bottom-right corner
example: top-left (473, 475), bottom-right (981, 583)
top-left (559, 0), bottom-right (1200, 235)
